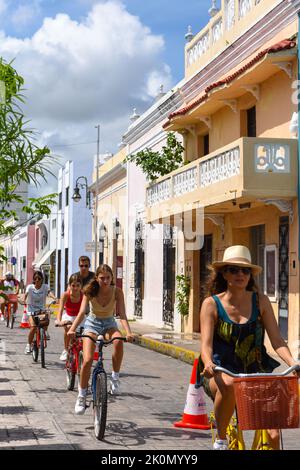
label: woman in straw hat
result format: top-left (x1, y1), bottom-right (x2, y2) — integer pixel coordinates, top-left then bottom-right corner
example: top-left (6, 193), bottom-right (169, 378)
top-left (199, 245), bottom-right (299, 450)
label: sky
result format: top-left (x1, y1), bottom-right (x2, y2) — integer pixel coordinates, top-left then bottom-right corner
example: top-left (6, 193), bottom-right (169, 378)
top-left (0, 0), bottom-right (213, 193)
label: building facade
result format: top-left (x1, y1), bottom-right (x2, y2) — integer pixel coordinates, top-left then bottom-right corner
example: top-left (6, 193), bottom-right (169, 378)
top-left (145, 0), bottom-right (300, 358)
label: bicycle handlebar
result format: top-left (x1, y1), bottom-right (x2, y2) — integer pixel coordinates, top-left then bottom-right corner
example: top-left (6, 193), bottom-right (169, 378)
top-left (214, 364), bottom-right (300, 378)
top-left (55, 321), bottom-right (73, 327)
top-left (80, 334), bottom-right (127, 345)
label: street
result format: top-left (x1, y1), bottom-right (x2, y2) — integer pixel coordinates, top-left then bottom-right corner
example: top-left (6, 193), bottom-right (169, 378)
top-left (1, 312), bottom-right (300, 451)
top-left (0, 312), bottom-right (213, 451)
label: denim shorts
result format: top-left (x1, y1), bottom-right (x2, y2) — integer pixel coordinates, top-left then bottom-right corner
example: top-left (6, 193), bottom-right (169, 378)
top-left (83, 315), bottom-right (118, 336)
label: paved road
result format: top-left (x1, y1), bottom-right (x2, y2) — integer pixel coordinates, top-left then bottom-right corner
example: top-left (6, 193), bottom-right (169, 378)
top-left (0, 312), bottom-right (299, 451)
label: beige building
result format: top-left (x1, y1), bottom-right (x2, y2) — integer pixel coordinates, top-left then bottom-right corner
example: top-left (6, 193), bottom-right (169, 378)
top-left (145, 0), bottom-right (300, 358)
top-left (90, 149), bottom-right (127, 290)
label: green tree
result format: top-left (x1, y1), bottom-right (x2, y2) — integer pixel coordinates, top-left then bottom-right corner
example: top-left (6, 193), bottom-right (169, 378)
top-left (0, 58), bottom-right (57, 263)
top-left (125, 132), bottom-right (184, 182)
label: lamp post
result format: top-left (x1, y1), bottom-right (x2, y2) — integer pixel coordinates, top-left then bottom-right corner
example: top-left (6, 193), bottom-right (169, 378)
top-left (94, 124), bottom-right (100, 270)
top-left (72, 176), bottom-right (91, 209)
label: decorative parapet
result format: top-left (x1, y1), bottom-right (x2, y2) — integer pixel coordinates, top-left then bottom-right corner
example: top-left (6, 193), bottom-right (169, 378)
top-left (186, 0), bottom-right (275, 75)
top-left (146, 137), bottom-right (296, 209)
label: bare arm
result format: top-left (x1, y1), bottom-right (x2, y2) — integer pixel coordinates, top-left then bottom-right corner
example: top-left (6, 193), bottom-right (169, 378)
top-left (260, 294), bottom-right (298, 367)
top-left (68, 295), bottom-right (89, 334)
top-left (56, 292), bottom-right (68, 323)
top-left (199, 297), bottom-right (218, 377)
top-left (115, 288), bottom-right (133, 340)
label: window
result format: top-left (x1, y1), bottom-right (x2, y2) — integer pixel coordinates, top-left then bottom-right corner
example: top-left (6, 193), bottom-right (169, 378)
top-left (247, 106), bottom-right (256, 137)
top-left (204, 134), bottom-right (209, 156)
top-left (65, 187), bottom-right (69, 207)
top-left (264, 245), bottom-right (278, 302)
top-left (58, 192), bottom-right (62, 210)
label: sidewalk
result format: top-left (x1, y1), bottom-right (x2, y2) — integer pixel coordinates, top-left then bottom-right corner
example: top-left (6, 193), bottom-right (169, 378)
top-left (124, 320), bottom-right (200, 365)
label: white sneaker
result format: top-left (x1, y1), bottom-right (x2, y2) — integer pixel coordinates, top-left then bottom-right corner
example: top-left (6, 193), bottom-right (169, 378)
top-left (109, 377), bottom-right (121, 395)
top-left (213, 438), bottom-right (228, 450)
top-left (0, 315), bottom-right (4, 322)
top-left (75, 395), bottom-right (86, 415)
top-left (25, 344), bottom-right (31, 354)
top-left (60, 350), bottom-right (68, 361)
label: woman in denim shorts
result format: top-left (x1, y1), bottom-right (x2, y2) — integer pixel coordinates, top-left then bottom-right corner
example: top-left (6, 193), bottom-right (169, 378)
top-left (68, 264), bottom-right (134, 415)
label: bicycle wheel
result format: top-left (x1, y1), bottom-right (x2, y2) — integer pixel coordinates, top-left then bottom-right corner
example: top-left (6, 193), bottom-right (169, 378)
top-left (9, 309), bottom-right (15, 329)
top-left (94, 371), bottom-right (108, 440)
top-left (6, 305), bottom-right (10, 328)
top-left (77, 350), bottom-right (84, 382)
top-left (40, 329), bottom-right (45, 368)
top-left (32, 340), bottom-right (39, 362)
top-left (66, 349), bottom-right (76, 390)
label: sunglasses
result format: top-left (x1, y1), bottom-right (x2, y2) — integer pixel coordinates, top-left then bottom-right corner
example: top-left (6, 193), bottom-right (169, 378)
top-left (224, 266), bottom-right (251, 275)
top-left (79, 264), bottom-right (89, 268)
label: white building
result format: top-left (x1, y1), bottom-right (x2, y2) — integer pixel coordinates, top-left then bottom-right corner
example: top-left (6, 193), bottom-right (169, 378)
top-left (56, 160), bottom-right (93, 296)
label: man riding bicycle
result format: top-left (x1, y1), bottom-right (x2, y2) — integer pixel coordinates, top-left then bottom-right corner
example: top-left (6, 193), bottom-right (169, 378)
top-left (0, 272), bottom-right (19, 321)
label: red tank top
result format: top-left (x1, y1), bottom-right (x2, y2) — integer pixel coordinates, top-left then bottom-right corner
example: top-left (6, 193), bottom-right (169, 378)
top-left (64, 292), bottom-right (83, 317)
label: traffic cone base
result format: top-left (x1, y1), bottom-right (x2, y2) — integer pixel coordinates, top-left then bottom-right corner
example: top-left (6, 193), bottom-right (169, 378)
top-left (20, 304), bottom-right (30, 329)
top-left (174, 359), bottom-right (211, 430)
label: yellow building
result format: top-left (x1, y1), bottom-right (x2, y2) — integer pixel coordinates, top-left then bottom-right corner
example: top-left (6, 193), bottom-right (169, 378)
top-left (90, 148), bottom-right (127, 289)
top-left (146, 0), bottom-right (300, 358)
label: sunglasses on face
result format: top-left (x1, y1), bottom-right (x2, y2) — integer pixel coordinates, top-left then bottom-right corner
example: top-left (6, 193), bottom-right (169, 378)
top-left (224, 266), bottom-right (251, 275)
top-left (79, 265), bottom-right (89, 268)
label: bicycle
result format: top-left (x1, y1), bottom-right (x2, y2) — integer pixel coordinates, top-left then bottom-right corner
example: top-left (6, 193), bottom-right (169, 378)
top-left (80, 334), bottom-right (127, 441)
top-left (3, 298), bottom-right (15, 329)
top-left (209, 364), bottom-right (300, 450)
top-left (55, 322), bottom-right (84, 390)
top-left (31, 308), bottom-right (51, 368)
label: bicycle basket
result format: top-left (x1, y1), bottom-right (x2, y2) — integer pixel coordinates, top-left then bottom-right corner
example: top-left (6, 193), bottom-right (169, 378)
top-left (233, 376), bottom-right (299, 430)
top-left (34, 312), bottom-right (50, 327)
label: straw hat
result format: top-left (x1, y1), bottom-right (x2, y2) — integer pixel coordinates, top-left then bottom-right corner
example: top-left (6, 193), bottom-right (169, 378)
top-left (212, 245), bottom-right (262, 275)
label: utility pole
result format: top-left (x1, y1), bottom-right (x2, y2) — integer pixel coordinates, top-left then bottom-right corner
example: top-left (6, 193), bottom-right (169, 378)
top-left (94, 124), bottom-right (100, 270)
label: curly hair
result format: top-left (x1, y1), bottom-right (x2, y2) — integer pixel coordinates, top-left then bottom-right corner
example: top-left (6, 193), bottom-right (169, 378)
top-left (203, 265), bottom-right (258, 298)
top-left (83, 264), bottom-right (114, 299)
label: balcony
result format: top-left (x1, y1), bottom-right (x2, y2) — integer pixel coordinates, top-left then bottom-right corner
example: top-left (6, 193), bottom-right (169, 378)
top-left (146, 137), bottom-right (297, 223)
top-left (185, 0), bottom-right (281, 78)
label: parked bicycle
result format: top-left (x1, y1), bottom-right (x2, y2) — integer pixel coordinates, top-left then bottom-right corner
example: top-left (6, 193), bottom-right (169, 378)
top-left (79, 334), bottom-right (127, 440)
top-left (209, 364), bottom-right (300, 450)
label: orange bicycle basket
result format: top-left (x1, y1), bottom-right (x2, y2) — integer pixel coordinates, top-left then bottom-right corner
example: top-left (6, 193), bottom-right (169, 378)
top-left (233, 376), bottom-right (299, 430)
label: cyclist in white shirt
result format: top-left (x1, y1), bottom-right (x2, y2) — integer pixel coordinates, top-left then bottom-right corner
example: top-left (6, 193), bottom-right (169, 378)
top-left (24, 271), bottom-right (56, 354)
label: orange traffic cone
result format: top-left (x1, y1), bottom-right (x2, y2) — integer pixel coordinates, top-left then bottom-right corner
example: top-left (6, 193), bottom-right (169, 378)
top-left (20, 304), bottom-right (30, 329)
top-left (174, 358), bottom-right (211, 430)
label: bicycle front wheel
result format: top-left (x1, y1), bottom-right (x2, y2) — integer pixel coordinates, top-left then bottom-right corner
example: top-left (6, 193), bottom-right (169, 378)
top-left (40, 329), bottom-right (45, 368)
top-left (66, 350), bottom-right (76, 390)
top-left (9, 310), bottom-right (15, 329)
top-left (94, 371), bottom-right (108, 440)
top-left (32, 340), bottom-right (38, 362)
top-left (6, 306), bottom-right (10, 328)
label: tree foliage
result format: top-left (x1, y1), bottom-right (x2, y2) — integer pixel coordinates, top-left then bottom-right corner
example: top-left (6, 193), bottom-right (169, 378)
top-left (0, 58), bottom-right (57, 263)
top-left (125, 132), bottom-right (184, 182)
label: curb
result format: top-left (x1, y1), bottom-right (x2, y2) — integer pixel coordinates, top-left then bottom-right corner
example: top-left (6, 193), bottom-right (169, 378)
top-left (121, 329), bottom-right (198, 365)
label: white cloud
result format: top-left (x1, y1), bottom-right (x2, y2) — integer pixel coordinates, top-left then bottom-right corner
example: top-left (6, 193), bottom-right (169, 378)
top-left (0, 1), bottom-right (173, 194)
top-left (11, 1), bottom-right (42, 29)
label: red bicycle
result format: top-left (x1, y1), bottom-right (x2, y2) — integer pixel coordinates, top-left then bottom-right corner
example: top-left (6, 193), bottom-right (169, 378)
top-left (31, 309), bottom-right (51, 368)
top-left (56, 322), bottom-right (84, 390)
top-left (3, 295), bottom-right (17, 329)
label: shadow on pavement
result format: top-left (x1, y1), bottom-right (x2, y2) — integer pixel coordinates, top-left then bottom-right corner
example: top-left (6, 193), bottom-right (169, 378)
top-left (86, 420), bottom-right (209, 447)
top-left (7, 427), bottom-right (55, 441)
top-left (0, 406), bottom-right (35, 415)
top-left (0, 390), bottom-right (15, 396)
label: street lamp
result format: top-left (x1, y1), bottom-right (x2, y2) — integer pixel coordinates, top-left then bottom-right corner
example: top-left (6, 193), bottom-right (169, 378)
top-left (72, 176), bottom-right (91, 209)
